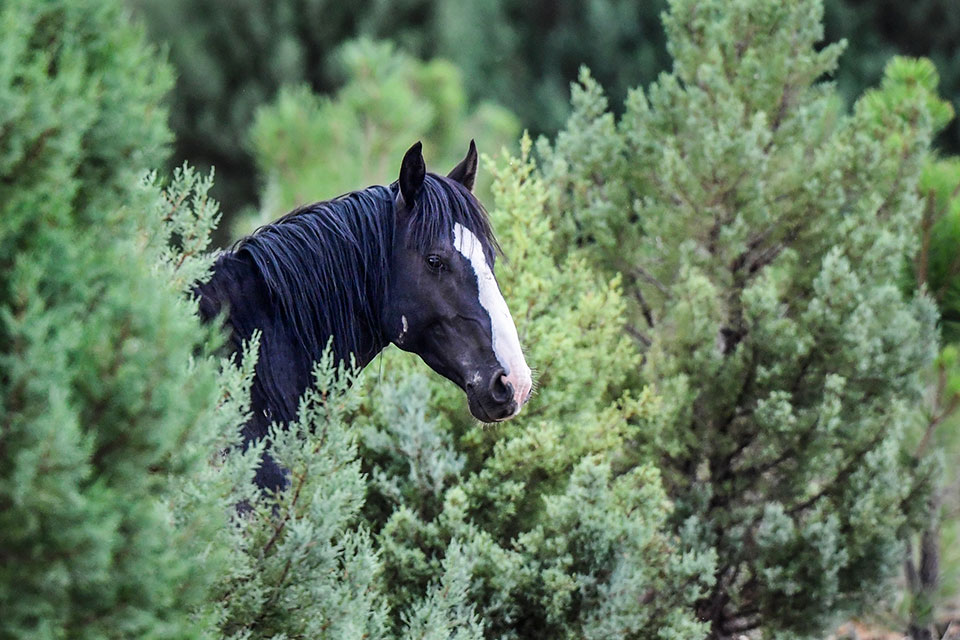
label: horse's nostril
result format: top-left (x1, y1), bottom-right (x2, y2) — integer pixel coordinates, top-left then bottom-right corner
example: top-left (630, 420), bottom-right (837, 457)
top-left (489, 370), bottom-right (512, 404)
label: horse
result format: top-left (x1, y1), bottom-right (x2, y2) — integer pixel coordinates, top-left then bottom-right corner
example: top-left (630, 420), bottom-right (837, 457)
top-left (195, 141), bottom-right (533, 490)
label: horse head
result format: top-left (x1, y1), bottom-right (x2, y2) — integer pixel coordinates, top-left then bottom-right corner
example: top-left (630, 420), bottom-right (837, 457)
top-left (383, 141), bottom-right (532, 422)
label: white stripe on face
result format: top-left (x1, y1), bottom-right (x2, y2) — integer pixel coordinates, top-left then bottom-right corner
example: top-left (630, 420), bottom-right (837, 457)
top-left (453, 223), bottom-right (532, 415)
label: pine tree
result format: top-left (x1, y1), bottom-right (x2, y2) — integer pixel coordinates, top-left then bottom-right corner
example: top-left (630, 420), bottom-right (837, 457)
top-left (0, 2), bottom-right (226, 636)
top-left (538, 0), bottom-right (947, 636)
top-left (824, 0), bottom-right (960, 156)
top-left (201, 352), bottom-right (392, 639)
top-left (915, 157), bottom-right (960, 345)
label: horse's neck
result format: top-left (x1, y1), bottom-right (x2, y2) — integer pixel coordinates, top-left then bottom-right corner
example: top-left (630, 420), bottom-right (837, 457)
top-left (197, 246), bottom-right (387, 437)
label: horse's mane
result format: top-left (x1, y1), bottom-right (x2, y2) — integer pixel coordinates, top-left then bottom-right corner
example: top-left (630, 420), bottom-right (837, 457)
top-left (230, 173), bottom-right (497, 365)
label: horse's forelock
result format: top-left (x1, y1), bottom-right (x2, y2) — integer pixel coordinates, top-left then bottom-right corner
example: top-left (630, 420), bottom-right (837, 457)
top-left (406, 173), bottom-right (500, 260)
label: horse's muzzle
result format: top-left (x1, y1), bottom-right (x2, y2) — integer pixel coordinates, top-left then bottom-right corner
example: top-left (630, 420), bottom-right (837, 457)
top-left (466, 367), bottom-right (518, 422)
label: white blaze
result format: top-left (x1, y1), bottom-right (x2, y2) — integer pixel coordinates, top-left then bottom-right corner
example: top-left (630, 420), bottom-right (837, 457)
top-left (453, 223), bottom-right (532, 415)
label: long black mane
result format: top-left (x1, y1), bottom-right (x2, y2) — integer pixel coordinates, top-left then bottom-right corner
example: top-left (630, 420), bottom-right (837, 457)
top-left (195, 173), bottom-right (496, 489)
top-left (236, 185), bottom-right (395, 364)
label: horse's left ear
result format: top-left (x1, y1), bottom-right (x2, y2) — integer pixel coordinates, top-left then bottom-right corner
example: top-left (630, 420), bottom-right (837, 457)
top-left (399, 141), bottom-right (426, 207)
top-left (447, 139), bottom-right (478, 192)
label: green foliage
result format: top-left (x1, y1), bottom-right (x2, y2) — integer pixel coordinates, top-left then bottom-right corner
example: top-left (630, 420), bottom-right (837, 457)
top-left (208, 354), bottom-right (393, 640)
top-left (132, 0), bottom-right (673, 227)
top-left (146, 167), bottom-right (264, 637)
top-left (426, 0), bottom-right (671, 136)
top-left (245, 38), bottom-right (518, 234)
top-left (128, 0), bottom-right (376, 221)
top-left (0, 4), bottom-right (413, 637)
top-left (351, 140), bottom-right (714, 638)
top-left (915, 157), bottom-right (960, 343)
top-left (400, 542), bottom-right (484, 640)
top-left (0, 0), bottom-right (171, 252)
top-left (898, 147), bottom-right (960, 635)
top-left (538, 0), bottom-right (946, 636)
top-left (0, 2), bottom-right (222, 636)
top-left (823, 0), bottom-right (960, 155)
top-left (133, 0), bottom-right (960, 234)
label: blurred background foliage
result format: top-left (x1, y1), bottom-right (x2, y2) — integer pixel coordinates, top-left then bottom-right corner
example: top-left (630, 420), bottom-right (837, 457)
top-left (241, 38), bottom-right (519, 237)
top-left (130, 0), bottom-right (960, 244)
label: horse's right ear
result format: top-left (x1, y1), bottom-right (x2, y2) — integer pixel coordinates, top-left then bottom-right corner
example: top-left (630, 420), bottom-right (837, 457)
top-left (399, 141), bottom-right (425, 207)
top-left (447, 139), bottom-right (478, 191)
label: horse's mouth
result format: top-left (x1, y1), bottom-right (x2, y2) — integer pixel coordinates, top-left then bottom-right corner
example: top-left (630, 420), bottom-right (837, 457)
top-left (467, 395), bottom-right (518, 424)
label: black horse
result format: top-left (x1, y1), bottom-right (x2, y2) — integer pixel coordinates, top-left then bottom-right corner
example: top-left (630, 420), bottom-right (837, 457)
top-left (196, 142), bottom-right (532, 490)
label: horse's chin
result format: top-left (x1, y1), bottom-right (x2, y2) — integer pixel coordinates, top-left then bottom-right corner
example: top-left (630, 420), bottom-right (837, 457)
top-left (467, 396), bottom-right (519, 424)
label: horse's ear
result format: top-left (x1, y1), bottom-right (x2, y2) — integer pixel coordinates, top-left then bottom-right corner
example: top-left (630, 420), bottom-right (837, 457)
top-left (399, 141), bottom-right (426, 207)
top-left (447, 139), bottom-right (478, 191)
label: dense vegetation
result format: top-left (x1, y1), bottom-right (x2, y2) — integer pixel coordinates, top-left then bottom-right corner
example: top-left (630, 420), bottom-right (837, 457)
top-left (0, 2), bottom-right (218, 635)
top-left (131, 0), bottom-right (960, 234)
top-left (2, 0), bottom-right (959, 638)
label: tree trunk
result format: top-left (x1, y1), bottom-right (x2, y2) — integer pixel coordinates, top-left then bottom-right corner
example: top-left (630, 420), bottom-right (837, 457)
top-left (907, 493), bottom-right (941, 640)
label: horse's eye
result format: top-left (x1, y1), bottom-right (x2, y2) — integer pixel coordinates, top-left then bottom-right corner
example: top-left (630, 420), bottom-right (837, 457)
top-left (426, 255), bottom-right (444, 272)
